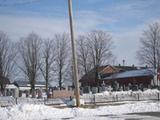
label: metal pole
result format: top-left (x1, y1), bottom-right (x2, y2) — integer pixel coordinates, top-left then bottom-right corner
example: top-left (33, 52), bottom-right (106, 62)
top-left (68, 0), bottom-right (80, 107)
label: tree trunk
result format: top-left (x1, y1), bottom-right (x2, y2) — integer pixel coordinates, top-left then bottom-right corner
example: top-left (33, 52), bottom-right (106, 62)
top-left (59, 68), bottom-right (62, 90)
top-left (95, 65), bottom-right (100, 92)
top-left (45, 60), bottom-right (49, 93)
top-left (0, 84), bottom-right (4, 95)
top-left (31, 81), bottom-right (35, 98)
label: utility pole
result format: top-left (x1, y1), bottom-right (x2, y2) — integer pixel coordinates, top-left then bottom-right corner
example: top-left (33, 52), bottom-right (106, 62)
top-left (68, 0), bottom-right (80, 107)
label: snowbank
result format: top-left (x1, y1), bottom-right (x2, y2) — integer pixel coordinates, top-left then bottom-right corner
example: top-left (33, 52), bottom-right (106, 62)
top-left (1, 101), bottom-right (160, 120)
top-left (81, 89), bottom-right (160, 102)
top-left (0, 104), bottom-right (73, 120)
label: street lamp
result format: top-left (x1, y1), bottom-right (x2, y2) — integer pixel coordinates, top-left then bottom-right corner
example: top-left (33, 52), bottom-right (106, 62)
top-left (68, 0), bottom-right (80, 107)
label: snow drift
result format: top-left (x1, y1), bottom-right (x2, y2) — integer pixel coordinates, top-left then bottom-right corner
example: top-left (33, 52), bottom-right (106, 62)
top-left (1, 101), bottom-right (160, 120)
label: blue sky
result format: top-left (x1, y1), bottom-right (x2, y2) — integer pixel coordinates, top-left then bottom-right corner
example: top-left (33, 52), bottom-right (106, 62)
top-left (0, 0), bottom-right (160, 66)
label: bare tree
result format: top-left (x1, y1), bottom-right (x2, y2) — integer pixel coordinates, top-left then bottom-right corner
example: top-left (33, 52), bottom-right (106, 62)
top-left (137, 22), bottom-right (160, 86)
top-left (63, 60), bottom-right (74, 88)
top-left (77, 35), bottom-right (92, 77)
top-left (137, 22), bottom-right (160, 69)
top-left (17, 32), bottom-right (42, 95)
top-left (0, 31), bottom-right (16, 92)
top-left (86, 30), bottom-right (113, 88)
top-left (40, 39), bottom-right (55, 91)
top-left (54, 33), bottom-right (70, 90)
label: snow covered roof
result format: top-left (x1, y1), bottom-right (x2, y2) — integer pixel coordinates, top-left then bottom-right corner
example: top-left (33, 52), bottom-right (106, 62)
top-left (6, 84), bottom-right (18, 89)
top-left (104, 68), bottom-right (154, 80)
top-left (14, 81), bottom-right (45, 87)
top-left (19, 87), bottom-right (31, 90)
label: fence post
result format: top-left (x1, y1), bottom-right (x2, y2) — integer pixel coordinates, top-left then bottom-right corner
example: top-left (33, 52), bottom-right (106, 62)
top-left (116, 95), bottom-right (118, 102)
top-left (94, 95), bottom-right (96, 105)
top-left (44, 98), bottom-right (46, 105)
top-left (16, 98), bottom-right (18, 104)
top-left (158, 93), bottom-right (160, 101)
top-left (137, 93), bottom-right (139, 101)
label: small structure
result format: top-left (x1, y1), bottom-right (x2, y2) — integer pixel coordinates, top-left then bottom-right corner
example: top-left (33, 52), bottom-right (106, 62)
top-left (79, 65), bottom-right (154, 92)
top-left (5, 84), bottom-right (19, 98)
top-left (14, 81), bottom-right (46, 97)
top-left (104, 68), bottom-right (154, 91)
top-left (79, 65), bottom-right (120, 87)
top-left (79, 65), bottom-right (138, 87)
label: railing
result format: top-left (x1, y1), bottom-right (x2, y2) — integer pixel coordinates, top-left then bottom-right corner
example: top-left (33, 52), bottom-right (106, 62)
top-left (0, 97), bottom-right (69, 107)
top-left (1, 90), bottom-right (160, 106)
top-left (81, 90), bottom-right (160, 104)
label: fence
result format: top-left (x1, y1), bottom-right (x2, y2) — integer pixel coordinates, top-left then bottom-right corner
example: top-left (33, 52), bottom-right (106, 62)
top-left (0, 97), bottom-right (70, 107)
top-left (0, 89), bottom-right (74, 107)
top-left (1, 90), bottom-right (160, 107)
top-left (81, 90), bottom-right (160, 104)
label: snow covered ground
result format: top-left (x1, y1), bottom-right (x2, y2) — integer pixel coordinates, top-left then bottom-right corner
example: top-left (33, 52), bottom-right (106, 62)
top-left (0, 89), bottom-right (160, 120)
top-left (1, 101), bottom-right (160, 120)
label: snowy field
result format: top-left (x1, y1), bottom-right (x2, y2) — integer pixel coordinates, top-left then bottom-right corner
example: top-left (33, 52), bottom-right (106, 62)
top-left (1, 101), bottom-right (160, 120)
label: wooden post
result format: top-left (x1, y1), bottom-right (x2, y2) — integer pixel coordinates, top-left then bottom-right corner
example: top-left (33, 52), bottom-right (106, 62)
top-left (116, 95), bottom-right (118, 102)
top-left (68, 0), bottom-right (80, 107)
